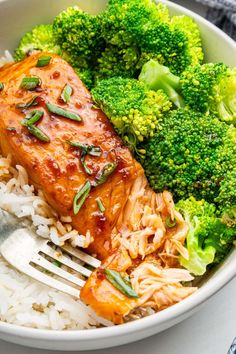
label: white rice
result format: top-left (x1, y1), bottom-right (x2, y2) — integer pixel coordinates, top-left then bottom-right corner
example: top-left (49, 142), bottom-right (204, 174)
top-left (0, 259), bottom-right (100, 330)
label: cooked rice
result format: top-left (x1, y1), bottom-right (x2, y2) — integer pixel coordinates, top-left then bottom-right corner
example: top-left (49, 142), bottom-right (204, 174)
top-left (0, 258), bottom-right (100, 330)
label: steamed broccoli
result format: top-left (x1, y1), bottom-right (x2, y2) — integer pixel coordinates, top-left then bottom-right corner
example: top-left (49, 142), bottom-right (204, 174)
top-left (101, 0), bottom-right (203, 76)
top-left (170, 15), bottom-right (204, 68)
top-left (140, 60), bottom-right (236, 126)
top-left (91, 77), bottom-right (172, 149)
top-left (138, 108), bottom-right (236, 206)
top-left (180, 63), bottom-right (236, 125)
top-left (176, 197), bottom-right (235, 275)
top-left (74, 68), bottom-right (94, 90)
top-left (222, 206), bottom-right (236, 229)
top-left (139, 60), bottom-right (184, 107)
top-left (14, 24), bottom-right (62, 61)
top-left (53, 6), bottom-right (104, 67)
top-left (95, 45), bottom-right (139, 82)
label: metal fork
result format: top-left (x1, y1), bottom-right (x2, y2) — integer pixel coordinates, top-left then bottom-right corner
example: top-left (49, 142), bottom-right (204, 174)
top-left (0, 208), bottom-right (101, 298)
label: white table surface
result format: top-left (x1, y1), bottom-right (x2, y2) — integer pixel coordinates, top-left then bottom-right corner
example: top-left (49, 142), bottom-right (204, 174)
top-left (0, 1), bottom-right (235, 354)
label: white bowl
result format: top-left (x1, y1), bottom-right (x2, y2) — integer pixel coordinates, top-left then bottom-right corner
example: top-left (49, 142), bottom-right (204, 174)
top-left (0, 0), bottom-right (235, 351)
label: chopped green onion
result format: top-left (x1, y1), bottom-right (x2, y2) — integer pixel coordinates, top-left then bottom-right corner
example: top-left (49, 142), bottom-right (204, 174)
top-left (85, 264), bottom-right (94, 271)
top-left (20, 77), bottom-right (41, 90)
top-left (61, 84), bottom-right (73, 103)
top-left (96, 197), bottom-right (105, 213)
top-left (27, 125), bottom-right (50, 142)
top-left (81, 159), bottom-right (92, 175)
top-left (165, 217), bottom-right (177, 228)
top-left (16, 96), bottom-right (38, 110)
top-left (88, 147), bottom-right (102, 157)
top-left (36, 55), bottom-right (52, 67)
top-left (104, 269), bottom-right (139, 298)
top-left (66, 141), bottom-right (101, 157)
top-left (66, 140), bottom-right (85, 149)
top-left (0, 82), bottom-right (4, 91)
top-left (46, 103), bottom-right (82, 122)
top-left (66, 140), bottom-right (101, 176)
top-left (94, 162), bottom-right (117, 186)
top-left (52, 260), bottom-right (62, 268)
top-left (21, 110), bottom-right (43, 127)
top-left (6, 127), bottom-right (16, 132)
top-left (73, 181), bottom-right (91, 215)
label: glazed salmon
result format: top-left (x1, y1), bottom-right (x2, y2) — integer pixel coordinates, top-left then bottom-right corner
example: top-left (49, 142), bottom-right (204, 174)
top-left (0, 53), bottom-right (142, 260)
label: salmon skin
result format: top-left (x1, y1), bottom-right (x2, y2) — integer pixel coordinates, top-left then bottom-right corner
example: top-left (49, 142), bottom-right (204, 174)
top-left (0, 53), bottom-right (142, 260)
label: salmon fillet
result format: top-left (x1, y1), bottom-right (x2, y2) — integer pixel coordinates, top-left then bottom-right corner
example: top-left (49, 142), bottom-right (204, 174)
top-left (0, 53), bottom-right (142, 260)
top-left (0, 53), bottom-right (195, 324)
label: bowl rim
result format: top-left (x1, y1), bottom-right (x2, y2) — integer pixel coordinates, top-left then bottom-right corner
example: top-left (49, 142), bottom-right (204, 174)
top-left (0, 0), bottom-right (235, 343)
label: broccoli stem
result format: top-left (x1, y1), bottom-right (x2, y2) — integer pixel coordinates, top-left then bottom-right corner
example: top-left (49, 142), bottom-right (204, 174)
top-left (218, 98), bottom-right (236, 125)
top-left (139, 60), bottom-right (184, 108)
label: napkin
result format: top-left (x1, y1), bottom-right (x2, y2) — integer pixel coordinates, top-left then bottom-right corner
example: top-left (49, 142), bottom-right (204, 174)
top-left (195, 0), bottom-right (236, 39)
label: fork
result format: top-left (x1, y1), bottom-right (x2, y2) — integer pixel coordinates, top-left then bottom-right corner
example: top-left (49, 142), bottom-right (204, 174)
top-left (0, 208), bottom-right (101, 298)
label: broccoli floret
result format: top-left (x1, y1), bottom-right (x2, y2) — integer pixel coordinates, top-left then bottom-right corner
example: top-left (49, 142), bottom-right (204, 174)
top-left (74, 68), bottom-right (94, 90)
top-left (170, 15), bottom-right (204, 68)
top-left (140, 60), bottom-right (236, 126)
top-left (91, 77), bottom-right (172, 149)
top-left (101, 0), bottom-right (202, 76)
top-left (176, 197), bottom-right (235, 275)
top-left (216, 169), bottom-right (236, 209)
top-left (138, 109), bottom-right (236, 205)
top-left (180, 63), bottom-right (236, 125)
top-left (14, 24), bottom-right (62, 61)
top-left (135, 24), bottom-right (190, 76)
top-left (53, 6), bottom-right (104, 66)
top-left (101, 1), bottom-right (169, 47)
top-left (120, 1), bottom-right (191, 75)
top-left (95, 45), bottom-right (139, 83)
top-left (100, 0), bottom-right (134, 48)
top-left (221, 206), bottom-right (236, 229)
top-left (139, 60), bottom-right (184, 107)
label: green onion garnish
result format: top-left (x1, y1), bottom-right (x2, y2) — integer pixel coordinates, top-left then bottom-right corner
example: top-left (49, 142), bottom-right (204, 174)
top-left (46, 103), bottom-right (82, 122)
top-left (20, 77), bottom-right (41, 90)
top-left (66, 141), bottom-right (101, 157)
top-left (21, 110), bottom-right (44, 127)
top-left (27, 125), bottom-right (50, 143)
top-left (104, 269), bottom-right (139, 298)
top-left (6, 127), bottom-right (16, 132)
top-left (66, 140), bottom-right (101, 175)
top-left (73, 180), bottom-right (91, 215)
top-left (52, 260), bottom-right (62, 268)
top-left (81, 159), bottom-right (92, 175)
top-left (87, 147), bottom-right (102, 157)
top-left (0, 82), bottom-right (4, 91)
top-left (16, 96), bottom-right (38, 110)
top-left (94, 162), bottom-right (117, 186)
top-left (96, 197), bottom-right (105, 213)
top-left (61, 83), bottom-right (73, 103)
top-left (36, 55), bottom-right (52, 67)
top-left (165, 217), bottom-right (177, 228)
